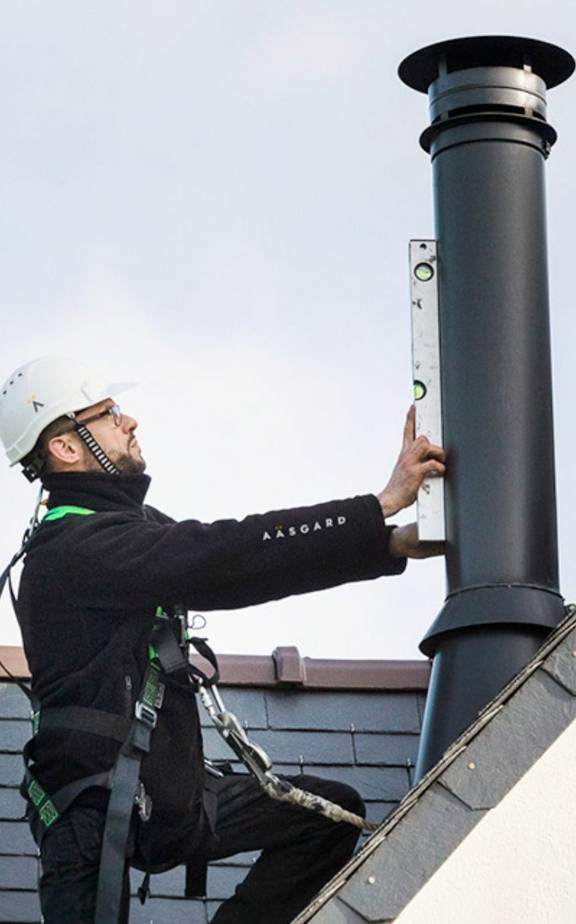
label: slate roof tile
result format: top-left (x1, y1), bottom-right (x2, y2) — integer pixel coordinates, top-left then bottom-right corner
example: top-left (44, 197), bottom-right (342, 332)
top-left (303, 766), bottom-right (411, 803)
top-left (353, 733), bottom-right (419, 766)
top-left (0, 890), bottom-right (41, 924)
top-left (0, 720), bottom-right (30, 752)
top-left (0, 683), bottom-right (31, 720)
top-left (198, 689), bottom-right (268, 730)
top-left (0, 821), bottom-right (35, 856)
top-left (336, 784), bottom-right (485, 922)
top-left (207, 864), bottom-right (248, 899)
top-left (203, 727), bottom-right (356, 765)
top-left (542, 624), bottom-right (576, 695)
top-left (0, 787), bottom-right (27, 820)
top-left (266, 692), bottom-right (421, 734)
top-left (129, 897), bottom-right (208, 923)
top-left (0, 855), bottom-right (36, 890)
top-left (0, 753), bottom-right (24, 786)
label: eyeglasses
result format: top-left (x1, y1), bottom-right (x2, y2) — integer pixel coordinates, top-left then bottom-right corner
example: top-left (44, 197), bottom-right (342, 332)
top-left (65, 404), bottom-right (123, 430)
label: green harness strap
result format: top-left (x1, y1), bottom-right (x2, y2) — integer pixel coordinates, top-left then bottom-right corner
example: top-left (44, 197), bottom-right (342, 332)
top-left (43, 505), bottom-right (95, 521)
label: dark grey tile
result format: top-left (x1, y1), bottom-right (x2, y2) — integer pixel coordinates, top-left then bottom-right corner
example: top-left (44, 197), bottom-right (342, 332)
top-left (0, 889), bottom-right (41, 923)
top-left (336, 784), bottom-right (484, 922)
top-left (203, 727), bottom-right (355, 766)
top-left (441, 670), bottom-right (576, 810)
top-left (361, 801), bottom-right (398, 826)
top-left (0, 721), bottom-right (30, 753)
top-left (0, 684), bottom-right (32, 720)
top-left (300, 765), bottom-right (410, 803)
top-left (353, 733), bottom-right (419, 767)
top-left (543, 627), bottom-right (576, 695)
top-left (266, 692), bottom-right (420, 734)
top-left (207, 864), bottom-right (246, 899)
top-left (0, 787), bottom-right (26, 820)
top-left (0, 821), bottom-right (36, 855)
top-left (199, 689), bottom-right (267, 730)
top-left (129, 897), bottom-right (207, 923)
top-left (0, 855), bottom-right (37, 890)
top-left (130, 864), bottom-right (184, 898)
top-left (310, 896), bottom-right (371, 923)
top-left (0, 753), bottom-right (24, 786)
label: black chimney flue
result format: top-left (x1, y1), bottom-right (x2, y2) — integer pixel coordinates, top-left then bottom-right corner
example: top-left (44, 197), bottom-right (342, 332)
top-left (399, 36), bottom-right (575, 781)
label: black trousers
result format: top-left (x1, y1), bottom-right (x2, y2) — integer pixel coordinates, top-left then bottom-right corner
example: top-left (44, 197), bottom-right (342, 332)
top-left (38, 774), bottom-right (364, 924)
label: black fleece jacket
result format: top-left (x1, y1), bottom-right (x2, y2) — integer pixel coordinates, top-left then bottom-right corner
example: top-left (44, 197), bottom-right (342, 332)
top-left (16, 472), bottom-right (406, 859)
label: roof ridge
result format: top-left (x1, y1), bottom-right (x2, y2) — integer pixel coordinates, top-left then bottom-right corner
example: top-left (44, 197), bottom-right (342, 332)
top-left (294, 603), bottom-right (576, 922)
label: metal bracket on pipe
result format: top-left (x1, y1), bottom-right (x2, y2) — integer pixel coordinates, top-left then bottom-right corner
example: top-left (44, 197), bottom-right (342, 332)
top-left (409, 239), bottom-right (445, 542)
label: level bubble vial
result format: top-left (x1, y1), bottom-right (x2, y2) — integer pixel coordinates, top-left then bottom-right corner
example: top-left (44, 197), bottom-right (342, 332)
top-left (414, 262), bottom-right (434, 282)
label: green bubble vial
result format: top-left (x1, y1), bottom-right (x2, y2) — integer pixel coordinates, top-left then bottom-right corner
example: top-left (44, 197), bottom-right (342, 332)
top-left (414, 262), bottom-right (434, 282)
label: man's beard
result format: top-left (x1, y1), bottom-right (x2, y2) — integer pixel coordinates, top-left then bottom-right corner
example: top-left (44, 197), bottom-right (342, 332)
top-left (82, 445), bottom-right (146, 475)
top-left (112, 450), bottom-right (147, 475)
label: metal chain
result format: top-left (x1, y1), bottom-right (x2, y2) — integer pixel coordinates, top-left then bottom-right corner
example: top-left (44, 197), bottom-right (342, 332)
top-left (194, 663), bottom-right (376, 834)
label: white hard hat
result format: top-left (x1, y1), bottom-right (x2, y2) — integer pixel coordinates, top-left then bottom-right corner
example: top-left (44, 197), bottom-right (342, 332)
top-left (0, 355), bottom-right (135, 466)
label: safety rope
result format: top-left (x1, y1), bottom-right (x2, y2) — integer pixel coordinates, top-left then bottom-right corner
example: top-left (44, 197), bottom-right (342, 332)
top-left (261, 777), bottom-right (378, 833)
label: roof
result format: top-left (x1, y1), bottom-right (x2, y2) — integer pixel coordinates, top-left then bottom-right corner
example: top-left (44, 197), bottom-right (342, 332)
top-left (293, 606), bottom-right (576, 923)
top-left (0, 648), bottom-right (430, 924)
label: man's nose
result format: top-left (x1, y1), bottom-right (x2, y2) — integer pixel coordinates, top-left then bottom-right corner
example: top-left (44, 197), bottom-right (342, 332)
top-left (122, 413), bottom-right (138, 432)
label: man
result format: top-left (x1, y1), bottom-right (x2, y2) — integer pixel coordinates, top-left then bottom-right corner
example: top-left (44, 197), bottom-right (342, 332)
top-left (0, 355), bottom-right (445, 924)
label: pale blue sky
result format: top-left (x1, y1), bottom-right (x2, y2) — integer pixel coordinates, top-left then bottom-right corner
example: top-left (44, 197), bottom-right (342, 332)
top-left (1, 1), bottom-right (575, 659)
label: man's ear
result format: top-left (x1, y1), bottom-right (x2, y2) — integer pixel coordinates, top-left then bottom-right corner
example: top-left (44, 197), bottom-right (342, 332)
top-left (46, 433), bottom-right (84, 466)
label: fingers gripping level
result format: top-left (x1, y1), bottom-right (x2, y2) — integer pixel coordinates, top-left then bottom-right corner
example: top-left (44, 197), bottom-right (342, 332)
top-left (410, 239), bottom-right (446, 542)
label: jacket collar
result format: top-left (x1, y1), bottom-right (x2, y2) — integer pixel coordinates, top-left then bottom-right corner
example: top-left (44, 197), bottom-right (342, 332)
top-left (41, 471), bottom-right (151, 512)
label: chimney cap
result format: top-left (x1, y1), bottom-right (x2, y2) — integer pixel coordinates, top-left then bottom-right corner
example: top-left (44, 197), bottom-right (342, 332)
top-left (399, 35), bottom-right (575, 94)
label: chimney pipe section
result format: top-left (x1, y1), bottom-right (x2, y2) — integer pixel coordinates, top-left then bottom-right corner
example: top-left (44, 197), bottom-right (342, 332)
top-left (399, 36), bottom-right (575, 781)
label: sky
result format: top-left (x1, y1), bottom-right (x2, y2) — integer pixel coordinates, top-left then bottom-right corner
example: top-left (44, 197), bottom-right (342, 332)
top-left (1, 1), bottom-right (575, 661)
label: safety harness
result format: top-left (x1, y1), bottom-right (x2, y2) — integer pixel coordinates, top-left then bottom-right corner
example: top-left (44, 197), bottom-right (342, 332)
top-left (1, 504), bottom-right (375, 923)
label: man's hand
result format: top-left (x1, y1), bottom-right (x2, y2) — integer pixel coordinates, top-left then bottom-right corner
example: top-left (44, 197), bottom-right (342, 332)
top-left (377, 406), bottom-right (446, 518)
top-left (389, 523), bottom-right (444, 559)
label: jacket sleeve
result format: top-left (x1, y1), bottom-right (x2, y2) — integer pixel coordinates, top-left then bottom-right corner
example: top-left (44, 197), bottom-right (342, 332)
top-left (46, 494), bottom-right (407, 611)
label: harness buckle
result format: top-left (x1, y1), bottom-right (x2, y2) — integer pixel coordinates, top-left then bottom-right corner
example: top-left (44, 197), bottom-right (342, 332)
top-left (134, 700), bottom-right (157, 729)
top-left (134, 781), bottom-right (153, 822)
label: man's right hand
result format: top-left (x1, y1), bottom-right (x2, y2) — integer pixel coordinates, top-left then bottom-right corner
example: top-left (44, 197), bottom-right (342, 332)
top-left (388, 522), bottom-right (444, 559)
top-left (377, 405), bottom-right (446, 519)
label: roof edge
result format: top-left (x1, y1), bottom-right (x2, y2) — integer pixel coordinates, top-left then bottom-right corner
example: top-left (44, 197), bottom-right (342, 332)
top-left (293, 604), bottom-right (576, 922)
top-left (0, 645), bottom-right (430, 691)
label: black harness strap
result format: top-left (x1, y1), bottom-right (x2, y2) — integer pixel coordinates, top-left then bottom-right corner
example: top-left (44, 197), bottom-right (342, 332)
top-left (188, 636), bottom-right (220, 686)
top-left (94, 660), bottom-right (162, 924)
top-left (95, 754), bottom-right (147, 924)
top-left (35, 707), bottom-right (130, 743)
top-left (152, 622), bottom-right (189, 674)
top-left (151, 621), bottom-right (219, 902)
top-left (25, 770), bottom-right (111, 842)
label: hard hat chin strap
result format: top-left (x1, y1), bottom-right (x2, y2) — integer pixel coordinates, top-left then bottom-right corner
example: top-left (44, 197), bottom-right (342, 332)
top-left (74, 424), bottom-right (121, 476)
